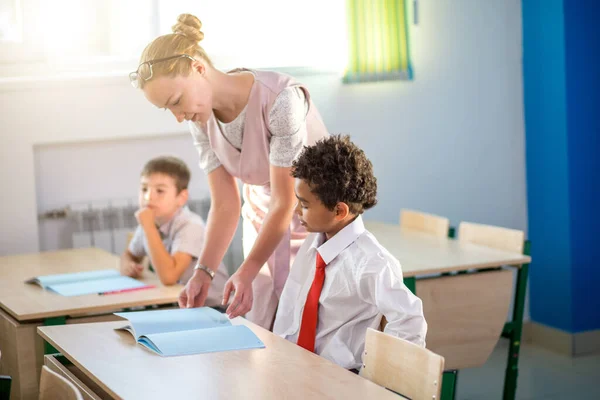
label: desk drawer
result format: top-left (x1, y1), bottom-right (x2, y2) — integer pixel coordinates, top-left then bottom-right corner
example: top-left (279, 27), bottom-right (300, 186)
top-left (44, 355), bottom-right (111, 400)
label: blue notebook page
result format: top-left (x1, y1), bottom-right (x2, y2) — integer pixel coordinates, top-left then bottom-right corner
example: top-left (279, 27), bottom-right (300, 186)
top-left (138, 325), bottom-right (265, 356)
top-left (114, 307), bottom-right (265, 356)
top-left (26, 269), bottom-right (120, 288)
top-left (48, 276), bottom-right (147, 296)
top-left (115, 307), bottom-right (230, 337)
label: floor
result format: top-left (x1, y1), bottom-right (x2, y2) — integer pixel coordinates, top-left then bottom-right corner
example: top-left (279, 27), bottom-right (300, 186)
top-left (456, 340), bottom-right (600, 399)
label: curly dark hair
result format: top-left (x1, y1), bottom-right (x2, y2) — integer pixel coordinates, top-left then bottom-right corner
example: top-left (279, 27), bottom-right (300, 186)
top-left (291, 135), bottom-right (377, 214)
top-left (141, 156), bottom-right (190, 193)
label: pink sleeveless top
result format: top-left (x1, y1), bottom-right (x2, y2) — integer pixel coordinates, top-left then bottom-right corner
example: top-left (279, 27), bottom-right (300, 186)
top-left (203, 68), bottom-right (329, 295)
top-left (204, 68), bottom-right (329, 184)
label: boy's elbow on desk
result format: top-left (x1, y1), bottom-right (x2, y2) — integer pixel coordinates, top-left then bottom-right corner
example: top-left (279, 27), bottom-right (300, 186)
top-left (153, 254), bottom-right (189, 286)
top-left (157, 273), bottom-right (179, 286)
top-left (152, 264), bottom-right (181, 285)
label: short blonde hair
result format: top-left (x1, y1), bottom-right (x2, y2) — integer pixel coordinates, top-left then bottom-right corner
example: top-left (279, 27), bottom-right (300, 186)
top-left (135, 14), bottom-right (212, 89)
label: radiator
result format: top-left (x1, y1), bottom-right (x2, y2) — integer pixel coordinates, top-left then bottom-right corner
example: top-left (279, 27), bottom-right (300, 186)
top-left (68, 198), bottom-right (210, 254)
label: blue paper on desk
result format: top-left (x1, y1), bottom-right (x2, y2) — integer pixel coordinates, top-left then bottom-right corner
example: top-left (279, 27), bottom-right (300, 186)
top-left (114, 307), bottom-right (265, 357)
top-left (26, 269), bottom-right (148, 296)
top-left (27, 269), bottom-right (120, 288)
top-left (49, 276), bottom-right (148, 296)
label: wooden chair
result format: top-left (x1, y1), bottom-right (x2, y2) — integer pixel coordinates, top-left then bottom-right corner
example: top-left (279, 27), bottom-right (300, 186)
top-left (458, 221), bottom-right (528, 400)
top-left (360, 328), bottom-right (444, 400)
top-left (400, 209), bottom-right (450, 238)
top-left (379, 210), bottom-right (451, 331)
top-left (39, 365), bottom-right (83, 400)
top-left (458, 221), bottom-right (524, 253)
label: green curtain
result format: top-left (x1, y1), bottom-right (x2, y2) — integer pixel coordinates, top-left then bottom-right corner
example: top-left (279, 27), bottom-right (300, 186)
top-left (344, 0), bottom-right (412, 83)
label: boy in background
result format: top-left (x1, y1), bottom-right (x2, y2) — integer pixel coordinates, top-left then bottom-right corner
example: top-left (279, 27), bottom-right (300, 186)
top-left (121, 156), bottom-right (228, 307)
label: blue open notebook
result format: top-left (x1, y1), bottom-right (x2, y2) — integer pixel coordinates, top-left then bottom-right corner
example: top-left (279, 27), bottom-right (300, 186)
top-left (26, 269), bottom-right (149, 296)
top-left (114, 307), bottom-right (265, 357)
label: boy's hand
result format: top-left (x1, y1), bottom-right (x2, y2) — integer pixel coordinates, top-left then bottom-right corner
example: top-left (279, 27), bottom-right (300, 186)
top-left (121, 261), bottom-right (144, 278)
top-left (135, 207), bottom-right (155, 228)
top-left (178, 269), bottom-right (212, 309)
top-left (222, 268), bottom-right (255, 319)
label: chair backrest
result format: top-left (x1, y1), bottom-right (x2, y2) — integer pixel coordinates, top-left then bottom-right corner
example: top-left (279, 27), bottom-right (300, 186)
top-left (400, 209), bottom-right (450, 238)
top-left (361, 329), bottom-right (444, 400)
top-left (458, 222), bottom-right (524, 253)
top-left (39, 366), bottom-right (83, 400)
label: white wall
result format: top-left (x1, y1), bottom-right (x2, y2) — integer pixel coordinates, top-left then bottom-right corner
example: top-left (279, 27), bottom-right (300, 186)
top-left (315, 0), bottom-right (526, 230)
top-left (34, 134), bottom-right (209, 212)
top-left (0, 0), bottom-right (526, 256)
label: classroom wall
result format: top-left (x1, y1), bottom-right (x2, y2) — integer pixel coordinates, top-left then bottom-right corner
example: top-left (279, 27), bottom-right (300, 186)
top-left (524, 0), bottom-right (600, 335)
top-left (0, 0), bottom-right (527, 258)
top-left (34, 134), bottom-right (209, 212)
top-left (522, 0), bottom-right (573, 332)
top-left (563, 0), bottom-right (600, 334)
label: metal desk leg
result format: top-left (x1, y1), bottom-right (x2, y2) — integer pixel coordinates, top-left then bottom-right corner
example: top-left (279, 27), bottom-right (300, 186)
top-left (502, 241), bottom-right (531, 400)
top-left (403, 277), bottom-right (416, 294)
top-left (43, 316), bottom-right (66, 354)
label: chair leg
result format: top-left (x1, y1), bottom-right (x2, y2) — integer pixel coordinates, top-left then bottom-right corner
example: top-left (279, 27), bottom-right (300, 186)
top-left (441, 370), bottom-right (458, 400)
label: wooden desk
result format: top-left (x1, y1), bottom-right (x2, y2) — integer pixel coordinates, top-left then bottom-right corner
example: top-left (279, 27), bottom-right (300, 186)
top-left (38, 320), bottom-right (401, 400)
top-left (0, 248), bottom-right (183, 400)
top-left (364, 221), bottom-right (531, 277)
top-left (365, 221), bottom-right (531, 400)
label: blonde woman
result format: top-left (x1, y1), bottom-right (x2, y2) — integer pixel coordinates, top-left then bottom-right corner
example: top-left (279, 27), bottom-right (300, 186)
top-left (129, 14), bottom-right (329, 329)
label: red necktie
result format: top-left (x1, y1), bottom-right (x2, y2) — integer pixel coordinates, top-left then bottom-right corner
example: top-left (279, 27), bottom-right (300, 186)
top-left (297, 252), bottom-right (327, 352)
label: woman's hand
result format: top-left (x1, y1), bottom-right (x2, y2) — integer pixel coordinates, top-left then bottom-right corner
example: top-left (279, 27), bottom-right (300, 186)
top-left (222, 264), bottom-right (259, 318)
top-left (178, 269), bottom-right (213, 308)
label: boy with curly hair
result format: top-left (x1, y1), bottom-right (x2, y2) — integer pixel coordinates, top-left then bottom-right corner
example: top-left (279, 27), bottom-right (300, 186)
top-left (273, 135), bottom-right (427, 371)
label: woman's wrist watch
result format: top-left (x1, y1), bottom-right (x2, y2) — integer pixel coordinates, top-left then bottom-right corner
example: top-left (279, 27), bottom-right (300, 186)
top-left (194, 263), bottom-right (215, 280)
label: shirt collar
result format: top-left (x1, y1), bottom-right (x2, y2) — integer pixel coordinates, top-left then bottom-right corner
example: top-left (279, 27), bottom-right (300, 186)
top-left (310, 215), bottom-right (366, 265)
top-left (158, 206), bottom-right (187, 237)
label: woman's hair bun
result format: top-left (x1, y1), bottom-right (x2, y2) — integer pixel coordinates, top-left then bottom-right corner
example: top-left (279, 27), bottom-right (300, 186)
top-left (172, 14), bottom-right (204, 42)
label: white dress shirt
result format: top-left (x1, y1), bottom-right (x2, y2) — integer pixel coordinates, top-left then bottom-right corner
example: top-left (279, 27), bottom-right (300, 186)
top-left (273, 215), bottom-right (427, 370)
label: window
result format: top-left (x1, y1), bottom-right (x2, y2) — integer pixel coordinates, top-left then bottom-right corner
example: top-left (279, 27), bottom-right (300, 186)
top-left (344, 0), bottom-right (412, 83)
top-left (0, 0), bottom-right (21, 42)
top-left (159, 0), bottom-right (347, 71)
top-left (0, 0), bottom-right (348, 78)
